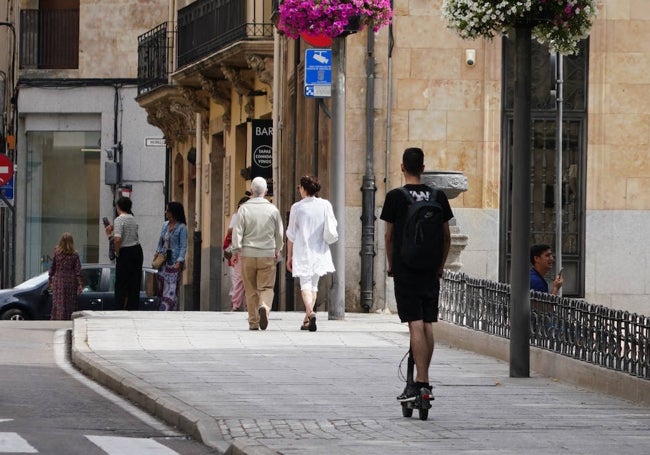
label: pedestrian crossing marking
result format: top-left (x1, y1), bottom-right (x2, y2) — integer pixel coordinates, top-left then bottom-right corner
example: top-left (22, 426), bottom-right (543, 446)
top-left (86, 435), bottom-right (180, 454)
top-left (0, 433), bottom-right (183, 454)
top-left (0, 432), bottom-right (37, 453)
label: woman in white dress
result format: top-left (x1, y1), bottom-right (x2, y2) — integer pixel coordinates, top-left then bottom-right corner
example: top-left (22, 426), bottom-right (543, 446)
top-left (286, 175), bottom-right (336, 331)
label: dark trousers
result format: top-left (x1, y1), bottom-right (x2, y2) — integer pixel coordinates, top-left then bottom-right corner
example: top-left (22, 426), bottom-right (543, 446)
top-left (116, 244), bottom-right (143, 310)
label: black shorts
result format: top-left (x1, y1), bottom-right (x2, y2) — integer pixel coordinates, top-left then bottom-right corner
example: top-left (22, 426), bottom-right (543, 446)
top-left (393, 272), bottom-right (440, 323)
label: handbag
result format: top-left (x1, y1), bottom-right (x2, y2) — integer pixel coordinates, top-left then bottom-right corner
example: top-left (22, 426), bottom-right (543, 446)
top-left (223, 231), bottom-right (233, 261)
top-left (152, 252), bottom-right (166, 269)
top-left (323, 199), bottom-right (339, 245)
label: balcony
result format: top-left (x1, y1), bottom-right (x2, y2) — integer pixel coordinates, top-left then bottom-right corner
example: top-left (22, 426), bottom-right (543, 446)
top-left (20, 9), bottom-right (79, 70)
top-left (177, 0), bottom-right (274, 69)
top-left (137, 22), bottom-right (175, 96)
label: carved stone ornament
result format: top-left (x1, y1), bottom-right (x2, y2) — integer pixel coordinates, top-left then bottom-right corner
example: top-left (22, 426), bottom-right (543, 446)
top-left (179, 87), bottom-right (209, 115)
top-left (421, 171), bottom-right (469, 200)
top-left (146, 103), bottom-right (184, 144)
top-left (246, 54), bottom-right (274, 101)
top-left (422, 171), bottom-right (469, 272)
top-left (199, 74), bottom-right (232, 131)
top-left (169, 100), bottom-right (196, 135)
top-left (221, 64), bottom-right (256, 117)
top-left (221, 64), bottom-right (253, 97)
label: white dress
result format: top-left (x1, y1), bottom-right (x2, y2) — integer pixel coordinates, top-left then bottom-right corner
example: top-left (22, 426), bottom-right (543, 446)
top-left (286, 197), bottom-right (336, 277)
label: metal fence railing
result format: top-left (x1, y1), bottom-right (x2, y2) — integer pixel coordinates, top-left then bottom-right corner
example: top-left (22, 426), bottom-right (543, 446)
top-left (439, 271), bottom-right (650, 380)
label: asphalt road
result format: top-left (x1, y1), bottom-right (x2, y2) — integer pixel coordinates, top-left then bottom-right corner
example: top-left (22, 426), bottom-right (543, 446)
top-left (0, 321), bottom-right (217, 454)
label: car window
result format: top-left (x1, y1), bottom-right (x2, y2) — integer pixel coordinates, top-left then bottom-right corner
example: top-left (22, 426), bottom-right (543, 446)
top-left (15, 272), bottom-right (49, 290)
top-left (80, 268), bottom-right (102, 293)
top-left (108, 268), bottom-right (116, 292)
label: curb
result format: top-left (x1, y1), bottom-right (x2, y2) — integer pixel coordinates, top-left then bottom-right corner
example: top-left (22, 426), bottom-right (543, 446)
top-left (70, 317), bottom-right (279, 455)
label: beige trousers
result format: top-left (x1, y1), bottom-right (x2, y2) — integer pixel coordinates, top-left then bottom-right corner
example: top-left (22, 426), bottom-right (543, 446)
top-left (241, 256), bottom-right (276, 328)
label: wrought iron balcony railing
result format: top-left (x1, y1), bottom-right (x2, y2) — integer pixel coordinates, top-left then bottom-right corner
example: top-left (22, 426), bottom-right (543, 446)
top-left (137, 22), bottom-right (174, 96)
top-left (177, 0), bottom-right (274, 69)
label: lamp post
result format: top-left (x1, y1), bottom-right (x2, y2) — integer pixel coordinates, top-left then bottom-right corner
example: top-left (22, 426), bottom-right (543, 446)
top-left (509, 23), bottom-right (532, 378)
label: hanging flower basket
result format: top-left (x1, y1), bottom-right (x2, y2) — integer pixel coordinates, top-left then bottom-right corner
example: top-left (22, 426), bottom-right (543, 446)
top-left (441, 0), bottom-right (598, 55)
top-left (277, 0), bottom-right (393, 40)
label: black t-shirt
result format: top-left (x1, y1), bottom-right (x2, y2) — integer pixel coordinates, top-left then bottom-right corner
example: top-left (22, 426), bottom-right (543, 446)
top-left (380, 183), bottom-right (454, 274)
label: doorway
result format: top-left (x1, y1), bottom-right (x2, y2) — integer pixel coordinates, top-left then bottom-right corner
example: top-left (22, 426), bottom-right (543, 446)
top-left (500, 38), bottom-right (589, 296)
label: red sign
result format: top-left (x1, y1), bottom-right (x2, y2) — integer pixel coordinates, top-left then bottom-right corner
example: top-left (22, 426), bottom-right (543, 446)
top-left (300, 32), bottom-right (332, 47)
top-left (0, 154), bottom-right (14, 186)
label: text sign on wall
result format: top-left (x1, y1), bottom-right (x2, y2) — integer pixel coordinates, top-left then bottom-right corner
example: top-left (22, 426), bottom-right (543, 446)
top-left (145, 138), bottom-right (166, 147)
top-left (251, 119), bottom-right (273, 195)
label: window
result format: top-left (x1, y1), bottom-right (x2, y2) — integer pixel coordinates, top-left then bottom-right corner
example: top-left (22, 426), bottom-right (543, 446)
top-left (20, 0), bottom-right (79, 69)
top-left (25, 131), bottom-right (101, 278)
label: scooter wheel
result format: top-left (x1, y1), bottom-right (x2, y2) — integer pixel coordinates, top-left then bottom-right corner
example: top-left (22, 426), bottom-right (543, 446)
top-left (418, 408), bottom-right (428, 421)
top-left (401, 403), bottom-right (413, 418)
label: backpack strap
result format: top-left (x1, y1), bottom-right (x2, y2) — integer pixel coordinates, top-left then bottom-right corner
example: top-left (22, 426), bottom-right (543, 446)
top-left (399, 187), bottom-right (415, 203)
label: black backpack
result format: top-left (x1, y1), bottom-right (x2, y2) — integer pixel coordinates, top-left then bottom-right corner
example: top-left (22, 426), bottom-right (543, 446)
top-left (398, 187), bottom-right (444, 271)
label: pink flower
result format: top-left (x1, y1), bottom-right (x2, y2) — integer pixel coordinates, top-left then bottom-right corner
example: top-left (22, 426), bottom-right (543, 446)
top-left (277, 0), bottom-right (393, 39)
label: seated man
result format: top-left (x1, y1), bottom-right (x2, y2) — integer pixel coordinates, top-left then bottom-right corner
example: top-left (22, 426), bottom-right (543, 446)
top-left (80, 269), bottom-right (101, 293)
top-left (529, 244), bottom-right (562, 294)
top-left (529, 244), bottom-right (563, 334)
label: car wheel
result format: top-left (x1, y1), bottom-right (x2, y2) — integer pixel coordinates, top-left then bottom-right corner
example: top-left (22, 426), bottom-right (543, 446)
top-left (1, 308), bottom-right (28, 321)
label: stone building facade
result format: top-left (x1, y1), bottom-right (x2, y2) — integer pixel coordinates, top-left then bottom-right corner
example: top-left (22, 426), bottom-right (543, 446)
top-left (136, 0), bottom-right (649, 316)
top-left (4, 0), bottom-right (168, 284)
top-left (136, 0), bottom-right (276, 310)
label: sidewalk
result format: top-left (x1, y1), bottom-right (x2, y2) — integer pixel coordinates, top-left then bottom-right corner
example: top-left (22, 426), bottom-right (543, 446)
top-left (71, 311), bottom-right (650, 455)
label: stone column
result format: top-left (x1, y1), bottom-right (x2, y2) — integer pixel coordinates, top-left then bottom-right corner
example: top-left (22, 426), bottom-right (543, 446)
top-left (421, 171), bottom-right (469, 272)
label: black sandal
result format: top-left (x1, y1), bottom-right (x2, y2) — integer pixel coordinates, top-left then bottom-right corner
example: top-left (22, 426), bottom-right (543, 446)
top-left (308, 314), bottom-right (317, 332)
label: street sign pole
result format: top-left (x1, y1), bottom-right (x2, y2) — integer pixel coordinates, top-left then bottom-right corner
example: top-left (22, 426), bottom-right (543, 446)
top-left (329, 38), bottom-right (345, 320)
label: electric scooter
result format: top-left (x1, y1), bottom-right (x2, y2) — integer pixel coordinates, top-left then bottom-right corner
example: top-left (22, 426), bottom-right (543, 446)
top-left (400, 348), bottom-right (433, 421)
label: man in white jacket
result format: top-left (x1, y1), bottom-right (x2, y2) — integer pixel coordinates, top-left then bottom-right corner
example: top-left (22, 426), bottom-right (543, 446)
top-left (232, 177), bottom-right (284, 330)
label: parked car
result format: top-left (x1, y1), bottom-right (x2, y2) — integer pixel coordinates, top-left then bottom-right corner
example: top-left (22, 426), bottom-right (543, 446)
top-left (0, 264), bottom-right (161, 320)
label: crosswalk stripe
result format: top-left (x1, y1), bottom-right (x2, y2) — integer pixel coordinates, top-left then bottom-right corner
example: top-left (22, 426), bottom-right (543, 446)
top-left (0, 432), bottom-right (37, 453)
top-left (86, 436), bottom-right (180, 454)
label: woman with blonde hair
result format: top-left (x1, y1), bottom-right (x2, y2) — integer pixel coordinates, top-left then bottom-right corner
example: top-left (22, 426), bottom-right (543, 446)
top-left (48, 232), bottom-right (82, 320)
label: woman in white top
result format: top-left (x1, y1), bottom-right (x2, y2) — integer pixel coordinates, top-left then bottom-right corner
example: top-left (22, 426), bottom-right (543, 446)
top-left (105, 196), bottom-right (143, 310)
top-left (286, 175), bottom-right (336, 331)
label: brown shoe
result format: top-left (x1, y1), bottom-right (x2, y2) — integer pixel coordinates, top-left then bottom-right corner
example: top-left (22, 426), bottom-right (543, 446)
top-left (259, 306), bottom-right (269, 330)
top-left (249, 326), bottom-right (259, 331)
